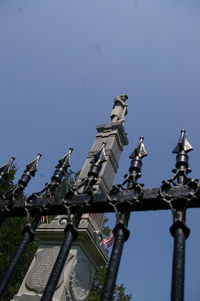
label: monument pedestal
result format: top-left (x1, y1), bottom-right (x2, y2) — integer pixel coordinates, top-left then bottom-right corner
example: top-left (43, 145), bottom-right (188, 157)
top-left (12, 216), bottom-right (107, 301)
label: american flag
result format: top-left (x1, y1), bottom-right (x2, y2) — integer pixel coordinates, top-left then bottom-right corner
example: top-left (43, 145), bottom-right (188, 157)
top-left (40, 216), bottom-right (46, 223)
top-left (89, 213), bottom-right (98, 219)
top-left (103, 233), bottom-right (115, 248)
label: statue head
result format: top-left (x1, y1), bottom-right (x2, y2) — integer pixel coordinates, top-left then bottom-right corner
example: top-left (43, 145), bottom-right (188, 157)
top-left (114, 94), bottom-right (128, 102)
top-left (121, 94), bottom-right (128, 101)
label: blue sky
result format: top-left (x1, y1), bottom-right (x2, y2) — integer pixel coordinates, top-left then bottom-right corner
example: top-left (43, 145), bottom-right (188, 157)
top-left (0, 0), bottom-right (200, 300)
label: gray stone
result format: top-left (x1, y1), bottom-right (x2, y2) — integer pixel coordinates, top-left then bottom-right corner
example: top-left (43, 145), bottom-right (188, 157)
top-left (25, 247), bottom-right (65, 293)
top-left (66, 252), bottom-right (94, 301)
top-left (14, 294), bottom-right (41, 301)
top-left (110, 94), bottom-right (128, 123)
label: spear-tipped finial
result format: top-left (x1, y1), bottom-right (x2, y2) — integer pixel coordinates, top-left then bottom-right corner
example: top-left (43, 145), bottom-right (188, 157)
top-left (74, 142), bottom-right (107, 194)
top-left (56, 148), bottom-right (73, 172)
top-left (23, 154), bottom-right (42, 177)
top-left (0, 157), bottom-right (15, 183)
top-left (18, 154), bottom-right (42, 188)
top-left (170, 130), bottom-right (194, 185)
top-left (30, 148), bottom-right (73, 197)
top-left (88, 142), bottom-right (107, 179)
top-left (3, 154), bottom-right (42, 199)
top-left (128, 136), bottom-right (148, 175)
top-left (50, 148), bottom-right (73, 189)
top-left (173, 129), bottom-right (193, 154)
top-left (91, 142), bottom-right (107, 165)
top-left (117, 137), bottom-right (147, 191)
top-left (129, 137), bottom-right (148, 160)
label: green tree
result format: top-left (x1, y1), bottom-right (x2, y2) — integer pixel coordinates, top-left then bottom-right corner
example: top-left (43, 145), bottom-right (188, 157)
top-left (0, 217), bottom-right (38, 300)
top-left (0, 165), bottom-right (38, 300)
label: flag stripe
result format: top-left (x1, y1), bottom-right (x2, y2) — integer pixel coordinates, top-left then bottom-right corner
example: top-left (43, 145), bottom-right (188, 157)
top-left (89, 213), bottom-right (98, 219)
top-left (40, 216), bottom-right (45, 223)
top-left (103, 233), bottom-right (115, 248)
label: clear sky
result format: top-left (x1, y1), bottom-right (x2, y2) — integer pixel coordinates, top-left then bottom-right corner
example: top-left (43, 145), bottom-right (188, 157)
top-left (0, 0), bottom-right (200, 300)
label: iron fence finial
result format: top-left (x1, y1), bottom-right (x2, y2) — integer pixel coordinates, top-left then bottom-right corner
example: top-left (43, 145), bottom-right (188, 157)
top-left (17, 153), bottom-right (42, 189)
top-left (74, 142), bottom-right (107, 194)
top-left (111, 137), bottom-right (148, 192)
top-left (2, 154), bottom-right (42, 200)
top-left (129, 136), bottom-right (148, 160)
top-left (0, 157), bottom-right (15, 184)
top-left (172, 129), bottom-right (193, 154)
top-left (56, 148), bottom-right (73, 172)
top-left (90, 142), bottom-right (107, 165)
top-left (23, 154), bottom-right (42, 177)
top-left (29, 148), bottom-right (73, 197)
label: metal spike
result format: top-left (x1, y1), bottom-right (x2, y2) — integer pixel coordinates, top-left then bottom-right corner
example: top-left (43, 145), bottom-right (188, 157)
top-left (3, 154), bottom-right (42, 199)
top-left (24, 154), bottom-right (42, 177)
top-left (113, 137), bottom-right (147, 192)
top-left (27, 148), bottom-right (73, 198)
top-left (90, 142), bottom-right (107, 165)
top-left (74, 143), bottom-right (107, 194)
top-left (129, 137), bottom-right (148, 159)
top-left (56, 148), bottom-right (73, 171)
top-left (0, 157), bottom-right (15, 179)
top-left (172, 129), bottom-right (193, 154)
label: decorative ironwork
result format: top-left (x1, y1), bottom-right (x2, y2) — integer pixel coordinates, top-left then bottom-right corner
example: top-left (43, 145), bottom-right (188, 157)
top-left (0, 157), bottom-right (15, 184)
top-left (0, 150), bottom-right (73, 300)
top-left (0, 154), bottom-right (42, 299)
top-left (0, 154), bottom-right (42, 229)
top-left (100, 137), bottom-right (148, 301)
top-left (74, 142), bottom-right (107, 194)
top-left (41, 142), bottom-right (107, 301)
top-left (159, 130), bottom-right (198, 301)
top-left (0, 130), bottom-right (199, 301)
top-left (30, 148), bottom-right (73, 198)
top-left (2, 154), bottom-right (42, 200)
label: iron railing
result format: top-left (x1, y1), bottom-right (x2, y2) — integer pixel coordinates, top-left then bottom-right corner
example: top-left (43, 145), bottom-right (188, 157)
top-left (0, 129), bottom-right (199, 301)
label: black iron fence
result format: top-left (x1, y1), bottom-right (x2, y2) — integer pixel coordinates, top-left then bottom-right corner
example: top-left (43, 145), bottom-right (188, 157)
top-left (0, 129), bottom-right (199, 301)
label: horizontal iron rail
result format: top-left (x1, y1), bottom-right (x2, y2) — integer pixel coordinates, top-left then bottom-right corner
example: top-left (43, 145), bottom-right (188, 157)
top-left (0, 186), bottom-right (200, 217)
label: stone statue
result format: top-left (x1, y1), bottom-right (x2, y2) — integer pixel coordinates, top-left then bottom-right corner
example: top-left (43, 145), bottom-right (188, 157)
top-left (110, 94), bottom-right (128, 123)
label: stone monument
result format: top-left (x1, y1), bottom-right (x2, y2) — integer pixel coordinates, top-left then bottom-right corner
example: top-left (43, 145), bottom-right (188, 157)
top-left (110, 94), bottom-right (128, 123)
top-left (12, 95), bottom-right (129, 301)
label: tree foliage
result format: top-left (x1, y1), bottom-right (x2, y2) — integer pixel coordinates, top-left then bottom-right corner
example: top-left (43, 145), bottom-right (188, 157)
top-left (0, 217), bottom-right (38, 300)
top-left (0, 165), bottom-right (38, 300)
top-left (54, 169), bottom-right (79, 196)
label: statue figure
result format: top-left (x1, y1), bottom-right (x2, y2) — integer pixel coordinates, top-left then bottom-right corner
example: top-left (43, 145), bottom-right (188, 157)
top-left (110, 94), bottom-right (128, 123)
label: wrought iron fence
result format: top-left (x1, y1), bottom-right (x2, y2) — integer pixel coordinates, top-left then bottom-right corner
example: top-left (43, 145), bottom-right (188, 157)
top-left (0, 129), bottom-right (199, 301)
